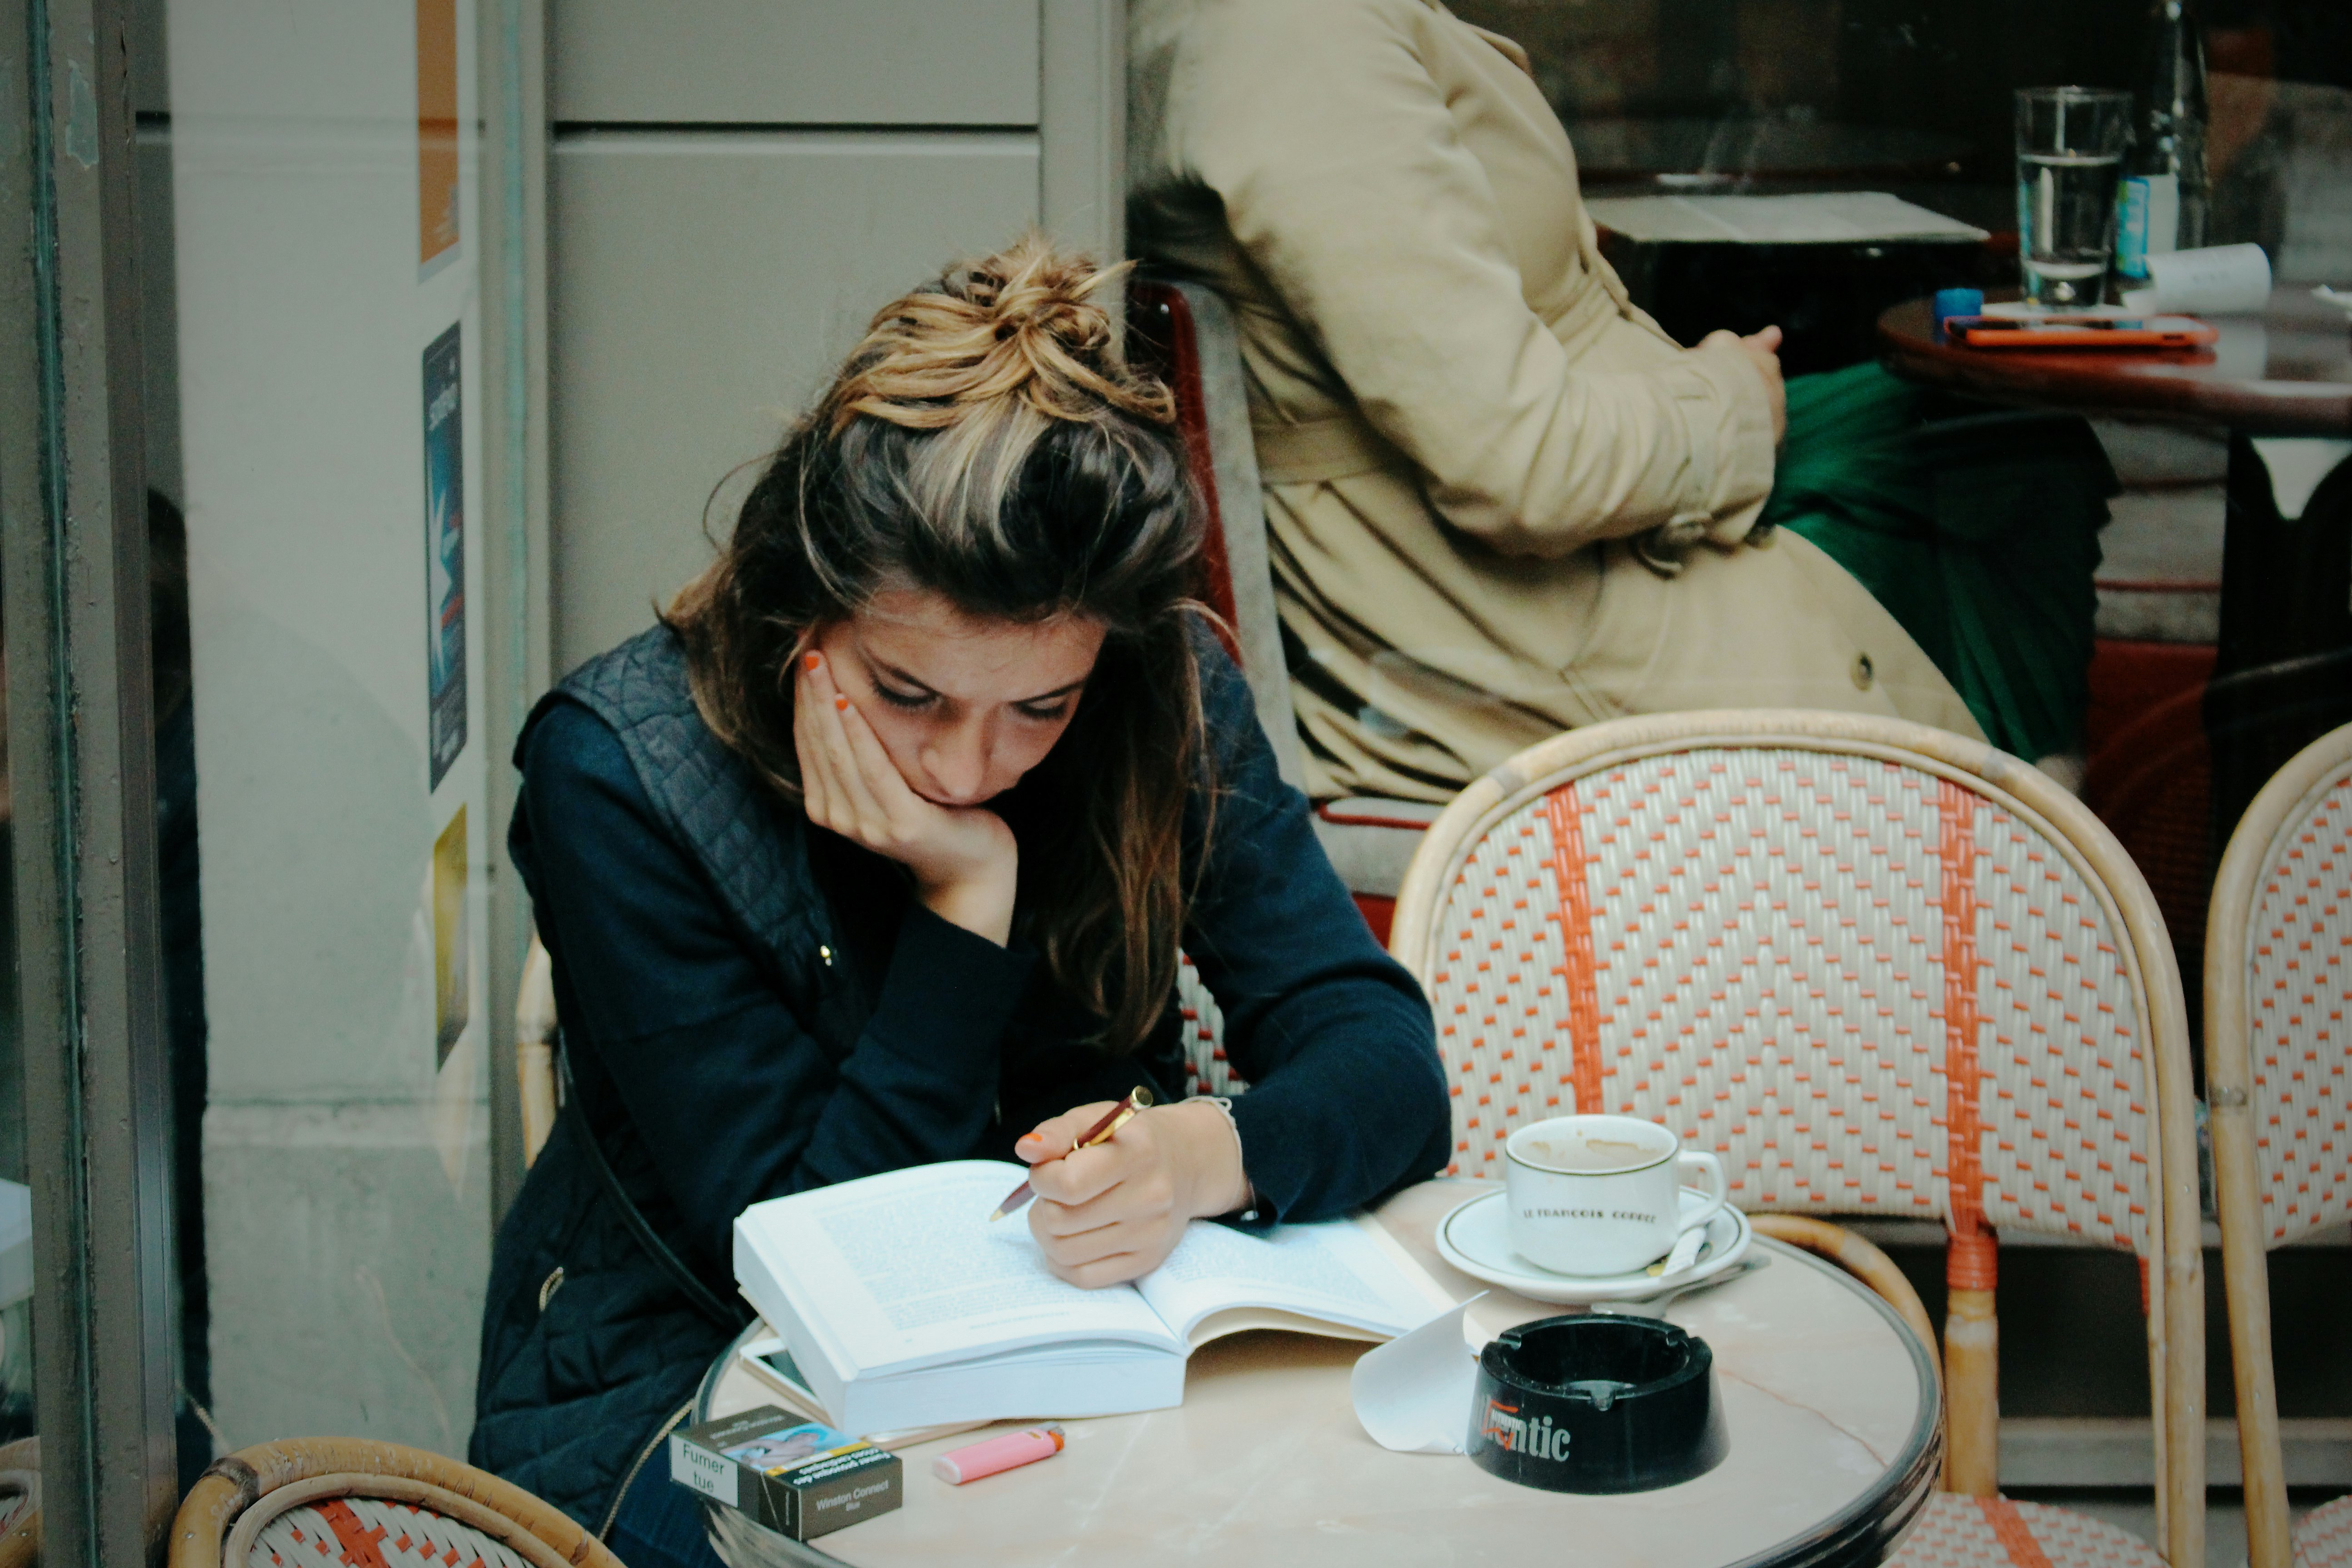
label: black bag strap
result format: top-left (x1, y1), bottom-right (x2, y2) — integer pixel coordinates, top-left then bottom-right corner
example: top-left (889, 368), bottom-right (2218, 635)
top-left (559, 1043), bottom-right (750, 1333)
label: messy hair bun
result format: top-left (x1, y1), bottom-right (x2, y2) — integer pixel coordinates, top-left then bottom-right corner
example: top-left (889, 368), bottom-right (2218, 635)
top-left (826, 240), bottom-right (1174, 431)
top-left (667, 235), bottom-right (1207, 1054)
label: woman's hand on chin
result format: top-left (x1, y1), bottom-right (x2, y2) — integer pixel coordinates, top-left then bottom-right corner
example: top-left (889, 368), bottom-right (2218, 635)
top-left (794, 652), bottom-right (1019, 946)
top-left (1019, 1099), bottom-right (1253, 1288)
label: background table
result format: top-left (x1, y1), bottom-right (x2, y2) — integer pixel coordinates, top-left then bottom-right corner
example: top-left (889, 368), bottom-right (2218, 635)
top-left (1877, 289), bottom-right (2352, 433)
top-left (1879, 289), bottom-right (2352, 838)
top-left (697, 1180), bottom-right (1942, 1568)
top-left (1567, 119), bottom-right (1972, 189)
top-left (1592, 194), bottom-right (1999, 378)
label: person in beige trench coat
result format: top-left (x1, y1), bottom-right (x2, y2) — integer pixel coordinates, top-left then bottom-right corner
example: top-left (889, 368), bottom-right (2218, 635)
top-left (1127, 0), bottom-right (1990, 804)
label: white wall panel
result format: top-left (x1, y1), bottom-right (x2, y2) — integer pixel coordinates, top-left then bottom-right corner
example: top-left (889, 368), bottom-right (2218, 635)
top-left (550, 0), bottom-right (1039, 127)
top-left (548, 132), bottom-right (1039, 669)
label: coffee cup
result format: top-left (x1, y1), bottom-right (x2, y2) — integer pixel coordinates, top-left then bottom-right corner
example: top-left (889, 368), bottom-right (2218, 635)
top-left (1503, 1115), bottom-right (1730, 1277)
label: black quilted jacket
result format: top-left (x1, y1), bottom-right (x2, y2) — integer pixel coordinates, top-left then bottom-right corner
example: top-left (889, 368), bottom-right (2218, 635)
top-left (470, 625), bottom-right (1448, 1531)
top-left (470, 627), bottom-right (864, 1529)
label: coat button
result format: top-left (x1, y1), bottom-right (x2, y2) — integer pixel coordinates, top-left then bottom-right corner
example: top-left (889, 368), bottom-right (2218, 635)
top-left (1851, 653), bottom-right (1875, 691)
top-left (819, 945), bottom-right (833, 967)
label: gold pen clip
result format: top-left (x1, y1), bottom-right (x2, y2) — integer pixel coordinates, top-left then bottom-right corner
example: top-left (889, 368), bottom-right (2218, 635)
top-left (1081, 1087), bottom-right (1153, 1148)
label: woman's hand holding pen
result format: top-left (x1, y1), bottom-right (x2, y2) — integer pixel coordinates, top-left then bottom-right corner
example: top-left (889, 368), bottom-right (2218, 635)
top-left (1019, 1100), bottom-right (1251, 1287)
top-left (794, 652), bottom-right (1019, 946)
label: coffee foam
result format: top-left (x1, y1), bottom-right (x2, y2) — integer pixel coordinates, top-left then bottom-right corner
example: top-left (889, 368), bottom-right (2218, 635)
top-left (1514, 1134), bottom-right (1659, 1175)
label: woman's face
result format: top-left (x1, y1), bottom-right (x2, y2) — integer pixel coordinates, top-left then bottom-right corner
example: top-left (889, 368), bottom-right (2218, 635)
top-left (813, 588), bottom-right (1107, 808)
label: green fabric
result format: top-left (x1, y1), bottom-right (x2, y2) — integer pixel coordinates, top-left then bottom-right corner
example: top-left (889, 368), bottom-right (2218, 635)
top-left (1758, 362), bottom-right (2117, 762)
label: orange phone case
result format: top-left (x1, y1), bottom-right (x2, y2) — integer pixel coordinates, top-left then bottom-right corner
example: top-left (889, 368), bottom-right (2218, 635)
top-left (1946, 316), bottom-right (2219, 349)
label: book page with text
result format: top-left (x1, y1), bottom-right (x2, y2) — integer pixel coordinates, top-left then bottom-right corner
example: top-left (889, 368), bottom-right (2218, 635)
top-left (740, 1162), bottom-right (1182, 1378)
top-left (1134, 1215), bottom-right (1456, 1348)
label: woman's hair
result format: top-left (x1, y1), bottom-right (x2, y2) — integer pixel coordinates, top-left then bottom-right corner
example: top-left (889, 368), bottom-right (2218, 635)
top-left (666, 235), bottom-right (1205, 1052)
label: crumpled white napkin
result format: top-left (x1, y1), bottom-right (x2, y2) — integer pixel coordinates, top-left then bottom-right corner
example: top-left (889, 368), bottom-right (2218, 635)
top-left (2118, 242), bottom-right (2272, 314)
top-left (1349, 1295), bottom-right (1484, 1454)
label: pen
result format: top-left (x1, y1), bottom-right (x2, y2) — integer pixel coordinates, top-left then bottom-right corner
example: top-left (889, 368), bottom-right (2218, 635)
top-left (986, 1087), bottom-right (1153, 1221)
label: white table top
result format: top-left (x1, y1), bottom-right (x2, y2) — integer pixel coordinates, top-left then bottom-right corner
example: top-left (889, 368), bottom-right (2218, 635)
top-left (699, 1179), bottom-right (1940, 1568)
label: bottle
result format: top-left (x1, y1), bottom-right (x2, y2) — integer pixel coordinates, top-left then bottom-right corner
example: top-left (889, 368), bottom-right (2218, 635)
top-left (2116, 0), bottom-right (2211, 282)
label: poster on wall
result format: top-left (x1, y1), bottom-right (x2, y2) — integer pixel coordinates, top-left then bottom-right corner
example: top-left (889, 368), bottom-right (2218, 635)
top-left (424, 323), bottom-right (466, 790)
top-left (417, 0), bottom-right (460, 274)
top-left (432, 805), bottom-right (470, 1067)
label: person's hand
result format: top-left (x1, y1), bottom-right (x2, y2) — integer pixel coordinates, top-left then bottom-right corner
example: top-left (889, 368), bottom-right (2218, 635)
top-left (1700, 324), bottom-right (1787, 445)
top-left (793, 651), bottom-right (1019, 945)
top-left (1021, 1100), bottom-right (1251, 1287)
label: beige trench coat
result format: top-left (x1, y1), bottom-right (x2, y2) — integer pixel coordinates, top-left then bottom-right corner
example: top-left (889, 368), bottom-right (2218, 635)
top-left (1128, 0), bottom-right (1985, 803)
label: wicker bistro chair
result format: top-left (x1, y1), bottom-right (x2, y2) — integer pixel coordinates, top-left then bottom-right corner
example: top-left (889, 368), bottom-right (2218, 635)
top-left (1389, 710), bottom-right (2206, 1568)
top-left (2205, 721), bottom-right (2352, 1568)
top-left (171, 1438), bottom-right (625, 1568)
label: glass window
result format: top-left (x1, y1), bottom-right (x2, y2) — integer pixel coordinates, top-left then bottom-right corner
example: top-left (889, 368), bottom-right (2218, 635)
top-left (142, 0), bottom-right (503, 1470)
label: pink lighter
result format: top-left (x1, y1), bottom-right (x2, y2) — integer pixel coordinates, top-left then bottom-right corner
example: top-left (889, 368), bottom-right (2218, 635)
top-left (931, 1424), bottom-right (1066, 1485)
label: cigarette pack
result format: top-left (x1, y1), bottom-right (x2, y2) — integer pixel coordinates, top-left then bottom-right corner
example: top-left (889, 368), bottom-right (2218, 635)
top-left (668, 1405), bottom-right (903, 1541)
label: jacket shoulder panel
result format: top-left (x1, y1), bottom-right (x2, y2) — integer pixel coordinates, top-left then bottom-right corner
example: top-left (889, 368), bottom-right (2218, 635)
top-left (550, 627), bottom-right (834, 990)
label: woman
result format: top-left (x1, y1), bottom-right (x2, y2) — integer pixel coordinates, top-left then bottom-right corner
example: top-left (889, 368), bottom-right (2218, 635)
top-left (1128, 0), bottom-right (2115, 799)
top-left (468, 240), bottom-right (1449, 1559)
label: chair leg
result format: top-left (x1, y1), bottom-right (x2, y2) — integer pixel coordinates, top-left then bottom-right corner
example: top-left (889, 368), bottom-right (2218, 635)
top-left (1944, 1285), bottom-right (1999, 1496)
top-left (2212, 1104), bottom-right (2291, 1568)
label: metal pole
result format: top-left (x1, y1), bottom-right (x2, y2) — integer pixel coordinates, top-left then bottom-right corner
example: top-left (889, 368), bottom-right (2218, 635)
top-left (1, 0), bottom-right (179, 1552)
top-left (1039, 0), bottom-right (1127, 265)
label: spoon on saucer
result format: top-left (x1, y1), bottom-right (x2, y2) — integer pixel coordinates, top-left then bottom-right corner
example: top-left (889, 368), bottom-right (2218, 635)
top-left (1644, 1224), bottom-right (1711, 1278)
top-left (1591, 1256), bottom-right (1771, 1319)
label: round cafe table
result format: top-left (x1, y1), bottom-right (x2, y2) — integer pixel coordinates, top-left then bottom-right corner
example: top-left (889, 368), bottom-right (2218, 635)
top-left (694, 1179), bottom-right (1942, 1568)
top-left (1877, 288), bottom-right (2352, 435)
top-left (1878, 288), bottom-right (2352, 836)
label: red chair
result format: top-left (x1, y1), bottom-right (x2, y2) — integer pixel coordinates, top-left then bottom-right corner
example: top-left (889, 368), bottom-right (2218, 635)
top-left (1127, 279), bottom-right (1439, 945)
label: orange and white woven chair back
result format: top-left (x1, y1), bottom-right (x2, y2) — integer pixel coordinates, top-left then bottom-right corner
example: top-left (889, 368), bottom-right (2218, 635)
top-left (2235, 740), bottom-right (2352, 1245)
top-left (2204, 721), bottom-right (2352, 1568)
top-left (1396, 725), bottom-right (2161, 1249)
top-left (1176, 951), bottom-right (1247, 1098)
top-left (170, 1438), bottom-right (623, 1568)
top-left (1393, 712), bottom-right (2205, 1568)
top-left (245, 1498), bottom-right (536, 1568)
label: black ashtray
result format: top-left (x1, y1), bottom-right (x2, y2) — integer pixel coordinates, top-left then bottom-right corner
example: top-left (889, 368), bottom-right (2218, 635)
top-left (1467, 1315), bottom-right (1729, 1493)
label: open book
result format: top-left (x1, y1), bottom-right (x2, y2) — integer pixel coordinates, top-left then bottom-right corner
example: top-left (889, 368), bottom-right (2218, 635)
top-left (734, 1161), bottom-right (1454, 1435)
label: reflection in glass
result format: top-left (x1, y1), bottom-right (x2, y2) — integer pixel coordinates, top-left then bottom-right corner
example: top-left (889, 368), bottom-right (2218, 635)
top-left (149, 0), bottom-right (493, 1466)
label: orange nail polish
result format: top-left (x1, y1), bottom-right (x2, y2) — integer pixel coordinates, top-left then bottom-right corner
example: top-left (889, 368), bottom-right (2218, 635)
top-left (803, 652), bottom-right (820, 672)
top-left (834, 695), bottom-right (849, 712)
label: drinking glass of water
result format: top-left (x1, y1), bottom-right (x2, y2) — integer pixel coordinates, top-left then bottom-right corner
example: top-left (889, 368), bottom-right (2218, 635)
top-left (2015, 87), bottom-right (2132, 307)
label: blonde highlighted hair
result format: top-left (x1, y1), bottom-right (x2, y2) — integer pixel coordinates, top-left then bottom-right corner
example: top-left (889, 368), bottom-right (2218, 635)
top-left (666, 235), bottom-right (1207, 1052)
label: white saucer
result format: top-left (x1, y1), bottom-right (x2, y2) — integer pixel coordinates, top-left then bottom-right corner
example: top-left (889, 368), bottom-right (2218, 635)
top-left (1434, 1189), bottom-right (1753, 1305)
